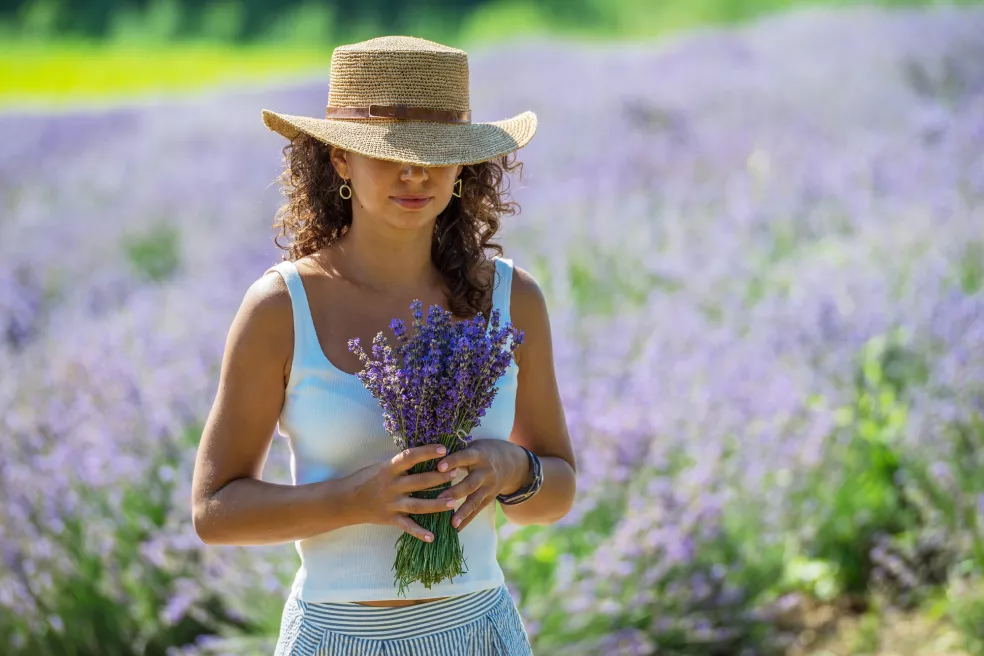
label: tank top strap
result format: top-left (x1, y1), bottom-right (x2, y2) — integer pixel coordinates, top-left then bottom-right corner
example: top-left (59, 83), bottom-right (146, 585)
top-left (490, 257), bottom-right (514, 326)
top-left (265, 260), bottom-right (320, 361)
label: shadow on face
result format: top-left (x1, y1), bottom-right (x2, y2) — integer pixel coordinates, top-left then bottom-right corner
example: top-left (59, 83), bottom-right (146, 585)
top-left (329, 147), bottom-right (463, 230)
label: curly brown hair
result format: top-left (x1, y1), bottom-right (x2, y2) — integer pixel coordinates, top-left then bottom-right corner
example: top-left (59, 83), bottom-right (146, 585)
top-left (271, 134), bottom-right (525, 318)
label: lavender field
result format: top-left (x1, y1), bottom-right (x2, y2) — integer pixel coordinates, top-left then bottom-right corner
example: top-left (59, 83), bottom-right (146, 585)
top-left (2, 5), bottom-right (984, 655)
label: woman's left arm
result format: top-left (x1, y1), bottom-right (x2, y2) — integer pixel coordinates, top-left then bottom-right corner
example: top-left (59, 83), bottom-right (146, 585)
top-left (434, 266), bottom-right (578, 530)
top-left (495, 266), bottom-right (577, 525)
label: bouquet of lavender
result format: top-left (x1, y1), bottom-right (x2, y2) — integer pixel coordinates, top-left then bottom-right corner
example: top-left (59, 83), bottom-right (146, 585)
top-left (347, 299), bottom-right (523, 596)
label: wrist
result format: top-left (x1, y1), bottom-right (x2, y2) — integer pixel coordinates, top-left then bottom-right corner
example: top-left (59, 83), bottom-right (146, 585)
top-left (326, 476), bottom-right (361, 528)
top-left (500, 443), bottom-right (532, 496)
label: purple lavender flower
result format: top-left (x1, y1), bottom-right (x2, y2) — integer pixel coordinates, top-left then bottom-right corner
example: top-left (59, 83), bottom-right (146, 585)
top-left (347, 301), bottom-right (523, 453)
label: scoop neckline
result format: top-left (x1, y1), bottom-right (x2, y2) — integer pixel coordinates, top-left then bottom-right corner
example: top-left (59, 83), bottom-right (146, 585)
top-left (287, 259), bottom-right (512, 382)
top-left (287, 259), bottom-right (371, 381)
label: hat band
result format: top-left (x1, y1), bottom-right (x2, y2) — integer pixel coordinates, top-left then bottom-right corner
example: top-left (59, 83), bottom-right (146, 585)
top-left (325, 104), bottom-right (471, 123)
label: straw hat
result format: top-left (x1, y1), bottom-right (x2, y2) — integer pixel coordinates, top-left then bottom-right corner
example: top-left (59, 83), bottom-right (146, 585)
top-left (261, 35), bottom-right (537, 167)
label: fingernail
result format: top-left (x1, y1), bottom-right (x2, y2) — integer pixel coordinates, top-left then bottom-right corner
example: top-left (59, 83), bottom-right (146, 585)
top-left (437, 446), bottom-right (446, 455)
top-left (453, 517), bottom-right (461, 526)
top-left (446, 500), bottom-right (456, 508)
top-left (425, 534), bottom-right (433, 542)
top-left (439, 462), bottom-right (448, 471)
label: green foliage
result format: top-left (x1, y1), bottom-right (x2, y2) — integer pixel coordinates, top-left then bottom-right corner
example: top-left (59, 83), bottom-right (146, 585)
top-left (259, 2), bottom-right (338, 47)
top-left (957, 240), bottom-right (984, 295)
top-left (496, 490), bottom-right (624, 648)
top-left (903, 415), bottom-right (984, 572)
top-left (701, 490), bottom-right (789, 608)
top-left (122, 223), bottom-right (181, 282)
top-left (14, 0), bottom-right (59, 39)
top-left (780, 556), bottom-right (841, 602)
top-left (948, 575), bottom-right (984, 656)
top-left (804, 331), bottom-right (923, 595)
top-left (198, 1), bottom-right (245, 44)
top-left (566, 248), bottom-right (684, 316)
top-left (109, 0), bottom-right (183, 45)
top-left (7, 0), bottom-right (984, 45)
top-left (458, 0), bottom-right (553, 44)
top-left (840, 339), bottom-right (984, 650)
top-left (0, 0), bottom-right (487, 42)
top-left (851, 602), bottom-right (884, 653)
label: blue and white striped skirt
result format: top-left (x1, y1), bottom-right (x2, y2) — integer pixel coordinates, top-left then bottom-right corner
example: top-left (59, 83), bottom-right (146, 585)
top-left (273, 583), bottom-right (534, 655)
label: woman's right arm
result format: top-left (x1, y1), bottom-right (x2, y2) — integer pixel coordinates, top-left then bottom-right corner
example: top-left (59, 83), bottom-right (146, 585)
top-left (191, 269), bottom-right (458, 546)
top-left (191, 270), bottom-right (349, 545)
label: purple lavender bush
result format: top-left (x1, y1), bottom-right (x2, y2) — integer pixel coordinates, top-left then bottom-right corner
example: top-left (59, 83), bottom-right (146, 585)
top-left (348, 300), bottom-right (523, 595)
top-left (1, 4), bottom-right (983, 655)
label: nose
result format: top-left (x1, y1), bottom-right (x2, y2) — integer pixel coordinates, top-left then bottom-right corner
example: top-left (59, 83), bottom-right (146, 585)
top-left (400, 163), bottom-right (428, 183)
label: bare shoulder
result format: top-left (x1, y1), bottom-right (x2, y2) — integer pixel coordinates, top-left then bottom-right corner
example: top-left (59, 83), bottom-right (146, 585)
top-left (244, 266), bottom-right (293, 329)
top-left (231, 265), bottom-right (295, 379)
top-left (507, 264), bottom-right (551, 365)
top-left (510, 264), bottom-right (546, 306)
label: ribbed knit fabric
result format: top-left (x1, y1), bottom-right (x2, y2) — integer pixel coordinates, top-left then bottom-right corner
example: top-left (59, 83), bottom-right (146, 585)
top-left (266, 257), bottom-right (518, 603)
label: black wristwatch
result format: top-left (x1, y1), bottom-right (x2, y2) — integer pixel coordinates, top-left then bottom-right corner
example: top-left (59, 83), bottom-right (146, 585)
top-left (496, 446), bottom-right (543, 506)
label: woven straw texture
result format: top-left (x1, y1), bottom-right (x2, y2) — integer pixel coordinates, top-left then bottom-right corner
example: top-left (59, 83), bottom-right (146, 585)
top-left (261, 35), bottom-right (537, 167)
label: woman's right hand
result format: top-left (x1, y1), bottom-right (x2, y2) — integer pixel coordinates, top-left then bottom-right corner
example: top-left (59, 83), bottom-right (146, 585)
top-left (343, 445), bottom-right (461, 543)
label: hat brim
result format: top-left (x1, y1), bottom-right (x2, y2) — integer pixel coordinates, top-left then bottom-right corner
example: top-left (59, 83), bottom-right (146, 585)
top-left (260, 109), bottom-right (536, 167)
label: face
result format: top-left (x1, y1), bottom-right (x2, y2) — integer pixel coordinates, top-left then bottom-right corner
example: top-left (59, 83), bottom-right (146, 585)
top-left (330, 147), bottom-right (463, 233)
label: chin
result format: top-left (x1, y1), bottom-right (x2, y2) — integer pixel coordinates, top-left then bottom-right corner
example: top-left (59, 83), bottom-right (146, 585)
top-left (385, 212), bottom-right (436, 231)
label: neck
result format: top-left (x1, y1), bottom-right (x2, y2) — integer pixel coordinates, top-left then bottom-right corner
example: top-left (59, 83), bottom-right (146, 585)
top-left (333, 215), bottom-right (439, 294)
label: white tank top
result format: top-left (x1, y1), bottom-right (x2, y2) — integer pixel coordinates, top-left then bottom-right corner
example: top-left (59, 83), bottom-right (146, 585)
top-left (265, 257), bottom-right (518, 603)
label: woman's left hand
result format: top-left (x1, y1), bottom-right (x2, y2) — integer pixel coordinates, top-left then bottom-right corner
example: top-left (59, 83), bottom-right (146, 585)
top-left (433, 439), bottom-right (528, 532)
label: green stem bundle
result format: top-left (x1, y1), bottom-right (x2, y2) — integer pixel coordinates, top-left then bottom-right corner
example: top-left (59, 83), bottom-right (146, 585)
top-left (392, 433), bottom-right (470, 597)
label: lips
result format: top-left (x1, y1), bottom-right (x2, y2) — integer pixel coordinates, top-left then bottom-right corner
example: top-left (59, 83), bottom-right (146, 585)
top-left (391, 196), bottom-right (433, 209)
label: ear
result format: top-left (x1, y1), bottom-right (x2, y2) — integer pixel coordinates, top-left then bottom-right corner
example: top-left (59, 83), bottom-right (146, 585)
top-left (330, 146), bottom-right (350, 179)
top-left (456, 164), bottom-right (463, 178)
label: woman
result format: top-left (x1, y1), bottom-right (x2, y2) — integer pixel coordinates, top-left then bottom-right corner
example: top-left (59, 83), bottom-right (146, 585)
top-left (191, 35), bottom-right (577, 655)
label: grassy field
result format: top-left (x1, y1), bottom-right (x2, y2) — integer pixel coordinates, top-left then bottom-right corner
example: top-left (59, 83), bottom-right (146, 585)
top-left (0, 42), bottom-right (331, 107)
top-left (3, 0), bottom-right (983, 106)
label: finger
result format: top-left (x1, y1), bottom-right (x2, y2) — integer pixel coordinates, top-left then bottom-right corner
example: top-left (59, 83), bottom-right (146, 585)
top-left (436, 471), bottom-right (482, 501)
top-left (393, 514), bottom-right (436, 543)
top-left (435, 447), bottom-right (480, 473)
top-left (397, 468), bottom-right (459, 494)
top-left (399, 494), bottom-right (459, 515)
top-left (453, 492), bottom-right (493, 532)
top-left (392, 445), bottom-right (447, 474)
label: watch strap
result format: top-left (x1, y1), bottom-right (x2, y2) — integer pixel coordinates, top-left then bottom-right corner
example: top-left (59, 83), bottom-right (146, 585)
top-left (496, 446), bottom-right (543, 506)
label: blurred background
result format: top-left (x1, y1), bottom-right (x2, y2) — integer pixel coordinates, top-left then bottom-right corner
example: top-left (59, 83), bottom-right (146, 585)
top-left (2, 0), bottom-right (983, 654)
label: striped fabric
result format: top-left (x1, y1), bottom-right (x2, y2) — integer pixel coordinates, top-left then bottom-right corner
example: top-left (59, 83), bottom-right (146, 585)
top-left (274, 583), bottom-right (534, 655)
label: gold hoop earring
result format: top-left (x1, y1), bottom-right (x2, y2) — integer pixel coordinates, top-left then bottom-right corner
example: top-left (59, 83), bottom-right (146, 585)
top-left (339, 181), bottom-right (353, 200)
top-left (451, 178), bottom-right (462, 198)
